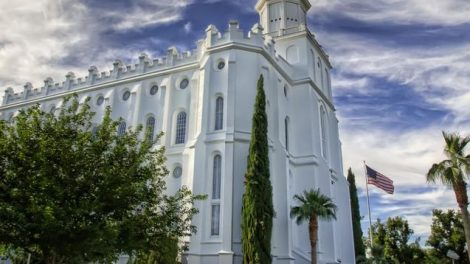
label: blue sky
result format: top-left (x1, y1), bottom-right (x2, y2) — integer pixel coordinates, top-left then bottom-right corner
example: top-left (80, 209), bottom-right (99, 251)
top-left (1, 0), bottom-right (470, 244)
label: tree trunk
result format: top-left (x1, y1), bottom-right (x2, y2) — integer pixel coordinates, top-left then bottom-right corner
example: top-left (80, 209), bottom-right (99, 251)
top-left (309, 215), bottom-right (318, 264)
top-left (453, 181), bottom-right (470, 262)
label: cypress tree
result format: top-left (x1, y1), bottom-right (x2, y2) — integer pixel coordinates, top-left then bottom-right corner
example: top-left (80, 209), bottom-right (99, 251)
top-left (347, 168), bottom-right (366, 258)
top-left (241, 74), bottom-right (274, 264)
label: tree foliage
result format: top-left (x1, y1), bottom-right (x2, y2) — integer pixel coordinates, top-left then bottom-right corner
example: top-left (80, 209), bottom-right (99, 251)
top-left (427, 131), bottom-right (470, 262)
top-left (0, 95), bottom-right (203, 264)
top-left (241, 74), bottom-right (274, 264)
top-left (347, 168), bottom-right (365, 259)
top-left (368, 217), bottom-right (425, 264)
top-left (290, 189), bottom-right (336, 264)
top-left (426, 209), bottom-right (468, 264)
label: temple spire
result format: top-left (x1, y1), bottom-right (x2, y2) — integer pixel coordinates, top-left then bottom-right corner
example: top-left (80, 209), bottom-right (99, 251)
top-left (255, 0), bottom-right (311, 37)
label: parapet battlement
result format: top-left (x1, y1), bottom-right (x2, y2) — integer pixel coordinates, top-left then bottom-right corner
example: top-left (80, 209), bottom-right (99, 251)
top-left (2, 20), bottom-right (310, 106)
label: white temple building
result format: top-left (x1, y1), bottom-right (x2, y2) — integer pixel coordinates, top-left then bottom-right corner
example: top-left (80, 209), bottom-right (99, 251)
top-left (0, 0), bottom-right (355, 263)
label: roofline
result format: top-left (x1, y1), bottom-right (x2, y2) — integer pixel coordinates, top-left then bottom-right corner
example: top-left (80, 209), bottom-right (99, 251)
top-left (255, 0), bottom-right (312, 12)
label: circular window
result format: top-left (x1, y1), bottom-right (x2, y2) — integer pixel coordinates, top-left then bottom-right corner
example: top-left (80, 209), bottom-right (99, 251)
top-left (150, 85), bottom-right (158, 95)
top-left (96, 95), bottom-right (104, 106)
top-left (217, 61), bottom-right (225, 70)
top-left (179, 79), bottom-right (189, 89)
top-left (122, 91), bottom-right (130, 101)
top-left (173, 166), bottom-right (182, 178)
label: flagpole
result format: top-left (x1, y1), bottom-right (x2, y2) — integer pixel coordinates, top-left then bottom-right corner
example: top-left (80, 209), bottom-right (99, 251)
top-left (364, 160), bottom-right (373, 248)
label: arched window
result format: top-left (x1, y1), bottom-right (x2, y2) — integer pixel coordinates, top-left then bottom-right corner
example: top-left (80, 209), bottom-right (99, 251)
top-left (320, 106), bottom-right (327, 159)
top-left (118, 121), bottom-right (126, 137)
top-left (212, 155), bottom-right (222, 199)
top-left (285, 117), bottom-right (289, 151)
top-left (211, 154), bottom-right (222, 236)
top-left (175, 112), bottom-right (187, 144)
top-left (146, 116), bottom-right (156, 142)
top-left (215, 97), bottom-right (223, 130)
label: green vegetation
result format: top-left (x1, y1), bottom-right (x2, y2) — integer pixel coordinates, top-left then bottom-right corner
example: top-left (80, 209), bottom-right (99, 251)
top-left (290, 188), bottom-right (337, 264)
top-left (241, 74), bottom-right (274, 264)
top-left (427, 132), bottom-right (470, 262)
top-left (426, 209), bottom-right (468, 264)
top-left (0, 95), bottom-right (203, 264)
top-left (365, 217), bottom-right (425, 264)
top-left (347, 168), bottom-right (365, 259)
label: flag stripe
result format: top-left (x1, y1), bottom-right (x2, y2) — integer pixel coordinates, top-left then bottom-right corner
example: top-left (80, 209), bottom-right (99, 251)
top-left (366, 165), bottom-right (394, 194)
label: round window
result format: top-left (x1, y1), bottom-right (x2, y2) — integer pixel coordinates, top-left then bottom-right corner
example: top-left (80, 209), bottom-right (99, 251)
top-left (96, 95), bottom-right (104, 106)
top-left (217, 61), bottom-right (225, 70)
top-left (179, 79), bottom-right (189, 89)
top-left (150, 85), bottom-right (158, 95)
top-left (122, 91), bottom-right (130, 101)
top-left (173, 166), bottom-right (182, 178)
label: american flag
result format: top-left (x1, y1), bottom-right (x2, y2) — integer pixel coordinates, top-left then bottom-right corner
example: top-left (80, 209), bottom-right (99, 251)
top-left (366, 165), bottom-right (394, 194)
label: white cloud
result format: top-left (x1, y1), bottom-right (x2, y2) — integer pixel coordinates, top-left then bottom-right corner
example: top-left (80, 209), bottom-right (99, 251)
top-left (0, 0), bottom-right (89, 88)
top-left (310, 0), bottom-right (470, 26)
top-left (0, 0), bottom-right (192, 94)
top-left (105, 0), bottom-right (193, 31)
top-left (184, 22), bottom-right (192, 33)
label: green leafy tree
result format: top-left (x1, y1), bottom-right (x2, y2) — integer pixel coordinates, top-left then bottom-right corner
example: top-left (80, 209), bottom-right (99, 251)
top-left (127, 236), bottom-right (179, 264)
top-left (426, 209), bottom-right (468, 264)
top-left (0, 95), bottom-right (203, 264)
top-left (427, 132), bottom-right (470, 261)
top-left (241, 75), bottom-right (274, 264)
top-left (368, 217), bottom-right (425, 264)
top-left (347, 168), bottom-right (365, 259)
top-left (290, 189), bottom-right (337, 264)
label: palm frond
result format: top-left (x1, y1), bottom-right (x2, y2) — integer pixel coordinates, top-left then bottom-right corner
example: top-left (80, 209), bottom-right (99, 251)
top-left (290, 188), bottom-right (337, 224)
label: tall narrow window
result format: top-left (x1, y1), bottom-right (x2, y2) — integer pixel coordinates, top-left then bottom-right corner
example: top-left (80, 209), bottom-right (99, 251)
top-left (212, 155), bottom-right (222, 199)
top-left (215, 97), bottom-right (223, 130)
top-left (146, 116), bottom-right (156, 142)
top-left (175, 112), bottom-right (187, 144)
top-left (211, 204), bottom-right (220, 236)
top-left (285, 117), bottom-right (289, 151)
top-left (320, 106), bottom-right (327, 159)
top-left (118, 121), bottom-right (126, 137)
top-left (211, 154), bottom-right (222, 236)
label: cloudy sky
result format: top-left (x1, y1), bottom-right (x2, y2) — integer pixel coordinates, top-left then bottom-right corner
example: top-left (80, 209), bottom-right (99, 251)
top-left (1, 0), bottom-right (470, 243)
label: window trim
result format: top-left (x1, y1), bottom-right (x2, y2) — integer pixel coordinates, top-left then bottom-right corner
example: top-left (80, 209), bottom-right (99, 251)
top-left (122, 90), bottom-right (131, 101)
top-left (320, 105), bottom-right (328, 159)
top-left (146, 115), bottom-right (156, 142)
top-left (214, 96), bottom-right (224, 131)
top-left (210, 154), bottom-right (222, 237)
top-left (175, 111), bottom-right (187, 144)
top-left (118, 120), bottom-right (126, 137)
top-left (285, 117), bottom-right (289, 151)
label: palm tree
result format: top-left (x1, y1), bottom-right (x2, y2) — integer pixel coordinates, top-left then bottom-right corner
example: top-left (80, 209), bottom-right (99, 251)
top-left (290, 188), bottom-right (337, 264)
top-left (427, 131), bottom-right (470, 261)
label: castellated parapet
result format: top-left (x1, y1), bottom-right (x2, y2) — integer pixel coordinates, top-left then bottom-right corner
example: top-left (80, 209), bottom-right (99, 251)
top-left (1, 21), bottom-right (307, 107)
